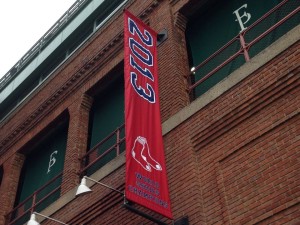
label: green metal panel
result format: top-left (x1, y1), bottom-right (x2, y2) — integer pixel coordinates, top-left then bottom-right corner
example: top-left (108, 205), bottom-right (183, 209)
top-left (90, 77), bottom-right (124, 147)
top-left (88, 76), bottom-right (124, 174)
top-left (186, 0), bottom-right (281, 97)
top-left (16, 124), bottom-right (68, 208)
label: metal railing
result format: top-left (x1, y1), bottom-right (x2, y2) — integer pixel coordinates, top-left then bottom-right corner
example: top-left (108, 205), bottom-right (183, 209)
top-left (188, 0), bottom-right (300, 97)
top-left (0, 0), bottom-right (90, 90)
top-left (6, 123), bottom-right (125, 224)
top-left (79, 124), bottom-right (125, 176)
top-left (6, 173), bottom-right (62, 225)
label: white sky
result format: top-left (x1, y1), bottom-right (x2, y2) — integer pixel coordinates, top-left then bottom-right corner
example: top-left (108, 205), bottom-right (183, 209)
top-left (0, 0), bottom-right (77, 79)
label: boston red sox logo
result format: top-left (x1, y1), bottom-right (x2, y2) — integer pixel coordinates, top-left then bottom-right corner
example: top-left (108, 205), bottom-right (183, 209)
top-left (131, 136), bottom-right (162, 172)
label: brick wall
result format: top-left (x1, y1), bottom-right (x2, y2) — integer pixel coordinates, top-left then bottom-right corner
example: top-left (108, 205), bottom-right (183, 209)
top-left (164, 41), bottom-right (299, 224)
top-left (39, 40), bottom-right (299, 225)
top-left (0, 154), bottom-right (25, 225)
top-left (0, 0), bottom-right (299, 224)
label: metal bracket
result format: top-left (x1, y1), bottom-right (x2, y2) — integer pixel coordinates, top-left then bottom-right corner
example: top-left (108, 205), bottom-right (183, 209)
top-left (124, 202), bottom-right (168, 225)
top-left (157, 29), bottom-right (168, 46)
top-left (123, 201), bottom-right (189, 225)
top-left (174, 216), bottom-right (189, 225)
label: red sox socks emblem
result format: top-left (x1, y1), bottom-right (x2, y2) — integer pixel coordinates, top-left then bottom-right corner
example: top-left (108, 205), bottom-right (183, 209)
top-left (131, 136), bottom-right (162, 172)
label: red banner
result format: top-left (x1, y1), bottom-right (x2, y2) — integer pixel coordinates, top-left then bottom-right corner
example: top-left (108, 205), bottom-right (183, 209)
top-left (124, 10), bottom-right (172, 219)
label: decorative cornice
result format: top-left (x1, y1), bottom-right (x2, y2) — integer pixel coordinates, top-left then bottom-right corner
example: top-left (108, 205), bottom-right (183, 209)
top-left (139, 0), bottom-right (164, 19)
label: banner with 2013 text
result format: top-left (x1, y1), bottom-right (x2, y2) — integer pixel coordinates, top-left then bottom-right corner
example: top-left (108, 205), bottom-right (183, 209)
top-left (124, 10), bottom-right (173, 219)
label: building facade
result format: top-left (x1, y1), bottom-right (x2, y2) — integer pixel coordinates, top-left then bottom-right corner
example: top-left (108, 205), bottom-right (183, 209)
top-left (0, 0), bottom-right (299, 224)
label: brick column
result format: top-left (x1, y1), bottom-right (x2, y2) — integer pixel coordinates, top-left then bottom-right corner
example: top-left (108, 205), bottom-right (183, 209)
top-left (0, 153), bottom-right (25, 224)
top-left (151, 9), bottom-right (190, 121)
top-left (61, 94), bottom-right (93, 195)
